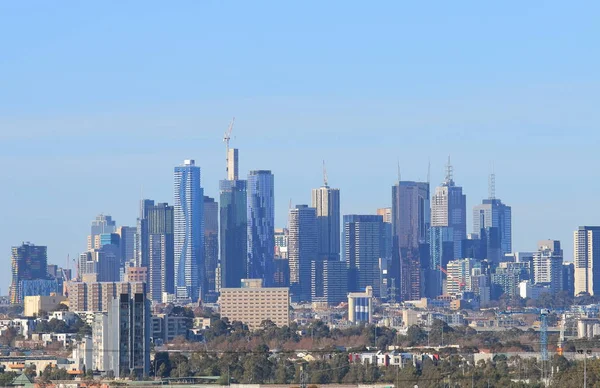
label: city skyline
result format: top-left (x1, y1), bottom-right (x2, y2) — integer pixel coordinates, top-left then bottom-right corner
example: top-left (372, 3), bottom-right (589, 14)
top-left (2, 2), bottom-right (600, 293)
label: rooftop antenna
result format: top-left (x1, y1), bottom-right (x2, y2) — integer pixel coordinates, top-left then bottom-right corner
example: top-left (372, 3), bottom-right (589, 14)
top-left (322, 160), bottom-right (328, 187)
top-left (223, 117), bottom-right (235, 177)
top-left (427, 158), bottom-right (431, 196)
top-left (397, 160), bottom-right (401, 183)
top-left (488, 163), bottom-right (496, 200)
top-left (444, 155), bottom-right (453, 184)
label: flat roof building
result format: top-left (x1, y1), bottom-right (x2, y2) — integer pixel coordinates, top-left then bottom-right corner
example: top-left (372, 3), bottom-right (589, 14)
top-left (219, 279), bottom-right (289, 330)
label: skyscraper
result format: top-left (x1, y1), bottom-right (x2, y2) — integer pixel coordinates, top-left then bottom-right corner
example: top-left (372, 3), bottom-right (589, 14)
top-left (146, 202), bottom-right (174, 302)
top-left (247, 170), bottom-right (275, 285)
top-left (311, 184), bottom-right (340, 261)
top-left (532, 240), bottom-right (563, 293)
top-left (220, 147), bottom-right (247, 288)
top-left (431, 160), bottom-right (466, 260)
top-left (430, 159), bottom-right (466, 296)
top-left (288, 205), bottom-right (318, 302)
top-left (117, 226), bottom-right (136, 265)
top-left (311, 260), bottom-right (347, 305)
top-left (274, 228), bottom-right (289, 259)
top-left (473, 174), bottom-right (512, 255)
top-left (174, 159), bottom-right (204, 301)
top-left (344, 215), bottom-right (383, 297)
top-left (10, 243), bottom-right (48, 304)
top-left (391, 181), bottom-right (430, 301)
top-left (88, 214), bottom-right (116, 250)
top-left (203, 196), bottom-right (219, 301)
top-left (377, 207), bottom-right (393, 262)
top-left (78, 245), bottom-right (120, 283)
top-left (134, 199), bottom-right (155, 268)
top-left (574, 226), bottom-right (600, 296)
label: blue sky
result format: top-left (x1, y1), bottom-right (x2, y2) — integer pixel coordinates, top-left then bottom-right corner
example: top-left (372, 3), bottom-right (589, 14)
top-left (1, 1), bottom-right (599, 292)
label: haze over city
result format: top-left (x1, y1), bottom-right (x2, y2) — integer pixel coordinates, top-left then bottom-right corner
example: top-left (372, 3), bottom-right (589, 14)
top-left (2, 1), bottom-right (600, 294)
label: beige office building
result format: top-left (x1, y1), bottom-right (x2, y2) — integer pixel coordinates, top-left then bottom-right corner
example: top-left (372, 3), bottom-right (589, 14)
top-left (219, 279), bottom-right (289, 330)
top-left (67, 281), bottom-right (146, 312)
top-left (23, 294), bottom-right (67, 317)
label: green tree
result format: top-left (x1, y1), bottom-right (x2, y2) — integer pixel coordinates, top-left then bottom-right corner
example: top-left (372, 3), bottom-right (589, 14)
top-left (0, 327), bottom-right (17, 346)
top-left (0, 372), bottom-right (18, 386)
top-left (241, 344), bottom-right (272, 383)
top-left (406, 325), bottom-right (426, 346)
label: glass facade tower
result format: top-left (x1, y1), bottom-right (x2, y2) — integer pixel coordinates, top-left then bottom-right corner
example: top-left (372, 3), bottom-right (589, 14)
top-left (220, 147), bottom-right (247, 289)
top-left (174, 159), bottom-right (204, 301)
top-left (247, 170), bottom-right (275, 285)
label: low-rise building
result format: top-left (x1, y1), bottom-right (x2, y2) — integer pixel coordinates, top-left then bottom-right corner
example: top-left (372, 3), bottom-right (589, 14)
top-left (152, 314), bottom-right (191, 343)
top-left (23, 294), bottom-right (67, 317)
top-left (348, 286), bottom-right (373, 324)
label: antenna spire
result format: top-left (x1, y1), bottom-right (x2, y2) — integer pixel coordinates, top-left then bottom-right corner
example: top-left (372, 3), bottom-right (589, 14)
top-left (397, 160), bottom-right (401, 183)
top-left (489, 163), bottom-right (496, 199)
top-left (224, 117), bottom-right (235, 178)
top-left (445, 155), bottom-right (454, 184)
top-left (427, 158), bottom-right (431, 185)
top-left (322, 160), bottom-right (328, 187)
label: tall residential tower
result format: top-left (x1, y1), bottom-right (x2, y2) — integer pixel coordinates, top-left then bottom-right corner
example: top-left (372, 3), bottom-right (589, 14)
top-left (288, 205), bottom-right (317, 302)
top-left (174, 159), bottom-right (204, 301)
top-left (220, 148), bottom-right (248, 288)
top-left (311, 181), bottom-right (340, 261)
top-left (247, 170), bottom-right (275, 286)
top-left (574, 226), bottom-right (600, 296)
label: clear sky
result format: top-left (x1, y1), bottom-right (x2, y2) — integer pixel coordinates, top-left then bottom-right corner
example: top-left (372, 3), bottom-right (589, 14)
top-left (1, 1), bottom-right (599, 292)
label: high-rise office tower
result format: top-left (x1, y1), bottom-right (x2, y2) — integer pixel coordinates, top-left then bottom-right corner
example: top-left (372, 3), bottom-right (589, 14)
top-left (220, 147), bottom-right (247, 288)
top-left (574, 226), bottom-right (600, 296)
top-left (431, 160), bottom-right (466, 260)
top-left (532, 240), bottom-right (563, 293)
top-left (430, 159), bottom-right (466, 296)
top-left (78, 245), bottom-right (120, 283)
top-left (344, 215), bottom-right (383, 297)
top-left (563, 262), bottom-right (575, 296)
top-left (391, 181), bottom-right (430, 301)
top-left (473, 173), bottom-right (512, 255)
top-left (273, 228), bottom-right (290, 287)
top-left (10, 243), bottom-right (48, 304)
top-left (174, 159), bottom-right (204, 301)
top-left (203, 196), bottom-right (219, 301)
top-left (288, 205), bottom-right (318, 302)
top-left (311, 260), bottom-right (347, 305)
top-left (311, 182), bottom-right (340, 261)
top-left (88, 215), bottom-right (116, 250)
top-left (117, 226), bottom-right (136, 265)
top-left (377, 207), bottom-right (393, 262)
top-left (146, 202), bottom-right (174, 302)
top-left (274, 228), bottom-right (289, 259)
top-left (247, 170), bottom-right (275, 285)
top-left (134, 200), bottom-right (155, 268)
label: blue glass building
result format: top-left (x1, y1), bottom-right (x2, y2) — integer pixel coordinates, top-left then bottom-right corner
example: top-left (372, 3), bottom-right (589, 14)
top-left (344, 215), bottom-right (383, 296)
top-left (247, 170), bottom-right (275, 286)
top-left (20, 279), bottom-right (60, 301)
top-left (174, 159), bottom-right (204, 301)
top-left (220, 179), bottom-right (247, 288)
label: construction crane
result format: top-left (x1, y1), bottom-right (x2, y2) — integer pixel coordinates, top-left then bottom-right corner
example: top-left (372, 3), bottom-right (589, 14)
top-left (437, 265), bottom-right (466, 291)
top-left (223, 117), bottom-right (235, 176)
